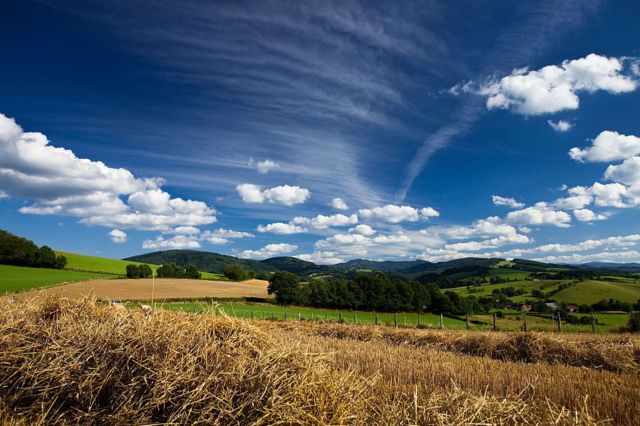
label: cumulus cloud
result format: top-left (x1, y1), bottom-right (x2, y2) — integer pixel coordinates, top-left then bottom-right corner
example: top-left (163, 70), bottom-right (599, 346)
top-left (358, 204), bottom-right (439, 223)
top-left (445, 233), bottom-right (530, 251)
top-left (570, 131), bottom-right (640, 163)
top-left (492, 195), bottom-right (524, 209)
top-left (0, 113), bottom-right (218, 231)
top-left (295, 251), bottom-right (344, 265)
top-left (199, 228), bottom-right (253, 245)
top-left (330, 197), bottom-right (349, 210)
top-left (236, 183), bottom-right (310, 206)
top-left (477, 54), bottom-right (637, 115)
top-left (506, 204), bottom-right (572, 227)
top-left (108, 229), bottom-right (127, 244)
top-left (239, 243), bottom-right (297, 259)
top-left (173, 226), bottom-right (201, 235)
top-left (604, 156), bottom-right (640, 187)
top-left (349, 224), bottom-right (376, 236)
top-left (296, 213), bottom-right (358, 229)
top-left (249, 158), bottom-right (281, 174)
top-left (548, 120), bottom-right (573, 132)
top-left (142, 234), bottom-right (201, 249)
top-left (256, 222), bottom-right (307, 234)
top-left (573, 208), bottom-right (608, 222)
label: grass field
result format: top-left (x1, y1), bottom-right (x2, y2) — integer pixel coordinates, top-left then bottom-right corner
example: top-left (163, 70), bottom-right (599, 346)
top-left (451, 279), bottom-right (570, 300)
top-left (58, 251), bottom-right (223, 279)
top-left (1, 296), bottom-right (638, 424)
top-left (160, 301), bottom-right (490, 329)
top-left (553, 279), bottom-right (640, 304)
top-left (0, 264), bottom-right (114, 294)
top-left (470, 312), bottom-right (630, 333)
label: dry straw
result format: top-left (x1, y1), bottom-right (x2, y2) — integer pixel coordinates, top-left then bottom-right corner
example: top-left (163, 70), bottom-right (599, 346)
top-left (0, 296), bottom-right (636, 425)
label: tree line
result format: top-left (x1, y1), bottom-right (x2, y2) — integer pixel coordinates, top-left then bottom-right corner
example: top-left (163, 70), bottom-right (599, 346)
top-left (268, 271), bottom-right (484, 315)
top-left (0, 229), bottom-right (67, 269)
top-left (126, 262), bottom-right (200, 279)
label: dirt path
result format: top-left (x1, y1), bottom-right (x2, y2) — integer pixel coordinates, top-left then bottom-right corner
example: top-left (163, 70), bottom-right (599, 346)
top-left (16, 278), bottom-right (270, 301)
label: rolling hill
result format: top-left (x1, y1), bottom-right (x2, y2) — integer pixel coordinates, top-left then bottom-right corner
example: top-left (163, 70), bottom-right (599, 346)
top-left (125, 250), bottom-right (275, 275)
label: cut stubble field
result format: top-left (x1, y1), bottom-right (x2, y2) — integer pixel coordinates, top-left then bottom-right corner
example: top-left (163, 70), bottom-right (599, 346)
top-left (16, 278), bottom-right (270, 301)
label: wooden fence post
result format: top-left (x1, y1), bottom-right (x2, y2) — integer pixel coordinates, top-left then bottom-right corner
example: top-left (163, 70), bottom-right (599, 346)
top-left (375, 312), bottom-right (379, 326)
top-left (251, 311), bottom-right (254, 319)
top-left (523, 310), bottom-right (527, 332)
top-left (339, 312), bottom-right (343, 322)
top-left (465, 312), bottom-right (470, 330)
top-left (440, 313), bottom-right (444, 329)
top-left (284, 311), bottom-right (288, 321)
top-left (493, 312), bottom-right (497, 331)
top-left (298, 312), bottom-right (301, 321)
top-left (394, 313), bottom-right (398, 328)
top-left (557, 312), bottom-right (562, 333)
top-left (591, 312), bottom-right (596, 333)
top-left (417, 313), bottom-right (421, 328)
top-left (353, 312), bottom-right (357, 324)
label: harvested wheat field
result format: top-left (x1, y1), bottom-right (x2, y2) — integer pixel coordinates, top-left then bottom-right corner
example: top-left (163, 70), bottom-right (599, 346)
top-left (1, 296), bottom-right (639, 425)
top-left (14, 277), bottom-right (270, 301)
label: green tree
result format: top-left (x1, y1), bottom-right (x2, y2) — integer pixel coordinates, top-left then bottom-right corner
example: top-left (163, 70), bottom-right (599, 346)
top-left (185, 264), bottom-right (201, 279)
top-left (126, 264), bottom-right (141, 278)
top-left (224, 263), bottom-right (247, 281)
top-left (138, 264), bottom-right (153, 278)
top-left (268, 271), bottom-right (301, 305)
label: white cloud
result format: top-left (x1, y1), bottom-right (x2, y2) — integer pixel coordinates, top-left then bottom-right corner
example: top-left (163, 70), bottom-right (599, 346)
top-left (492, 195), bottom-right (524, 209)
top-left (433, 216), bottom-right (522, 240)
top-left (548, 120), bottom-right (573, 132)
top-left (250, 158), bottom-right (280, 174)
top-left (0, 113), bottom-right (218, 231)
top-left (531, 250), bottom-right (640, 264)
top-left (306, 213), bottom-right (358, 229)
top-left (173, 226), bottom-right (201, 235)
top-left (604, 156), bottom-right (640, 187)
top-left (331, 197), bottom-right (349, 210)
top-left (478, 54), bottom-right (637, 115)
top-left (239, 243), bottom-right (297, 259)
top-left (445, 233), bottom-right (530, 251)
top-left (108, 229), bottom-right (127, 244)
top-left (570, 131), bottom-right (640, 163)
top-left (142, 235), bottom-right (201, 250)
top-left (199, 228), bottom-right (253, 245)
top-left (349, 224), bottom-right (376, 236)
top-left (573, 208), bottom-right (608, 222)
top-left (257, 222), bottom-right (307, 234)
top-left (358, 204), bottom-right (439, 223)
top-left (295, 251), bottom-right (344, 265)
top-left (236, 183), bottom-right (310, 206)
top-left (0, 191), bottom-right (7, 199)
top-left (506, 204), bottom-right (572, 227)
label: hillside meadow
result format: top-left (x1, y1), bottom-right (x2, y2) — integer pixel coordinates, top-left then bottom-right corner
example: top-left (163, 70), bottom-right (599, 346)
top-left (0, 264), bottom-right (114, 294)
top-left (0, 295), bottom-right (638, 425)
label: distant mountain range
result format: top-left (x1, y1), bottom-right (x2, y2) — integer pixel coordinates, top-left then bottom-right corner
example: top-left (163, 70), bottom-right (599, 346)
top-left (125, 249), bottom-right (640, 278)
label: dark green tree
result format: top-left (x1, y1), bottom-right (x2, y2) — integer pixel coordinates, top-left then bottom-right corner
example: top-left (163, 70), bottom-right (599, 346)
top-left (268, 271), bottom-right (301, 305)
top-left (126, 264), bottom-right (141, 278)
top-left (224, 263), bottom-right (247, 281)
top-left (185, 264), bottom-right (201, 279)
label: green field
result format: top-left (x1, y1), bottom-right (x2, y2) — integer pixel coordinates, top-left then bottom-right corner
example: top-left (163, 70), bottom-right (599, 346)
top-left (158, 301), bottom-right (469, 329)
top-left (470, 312), bottom-right (630, 333)
top-left (58, 251), bottom-right (223, 280)
top-left (451, 279), bottom-right (570, 301)
top-left (553, 280), bottom-right (640, 305)
top-left (0, 264), bottom-right (114, 294)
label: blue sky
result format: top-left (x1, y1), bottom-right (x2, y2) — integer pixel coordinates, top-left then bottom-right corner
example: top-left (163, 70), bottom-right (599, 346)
top-left (1, 0), bottom-right (640, 264)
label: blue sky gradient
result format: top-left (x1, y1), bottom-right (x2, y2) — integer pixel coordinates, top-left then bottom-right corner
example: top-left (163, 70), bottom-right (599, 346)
top-left (1, 0), bottom-right (639, 263)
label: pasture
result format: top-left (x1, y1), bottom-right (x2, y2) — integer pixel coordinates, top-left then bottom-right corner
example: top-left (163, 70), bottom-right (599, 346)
top-left (553, 279), bottom-right (640, 304)
top-left (161, 301), bottom-right (469, 329)
top-left (59, 251), bottom-right (223, 279)
top-left (0, 264), bottom-right (114, 294)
